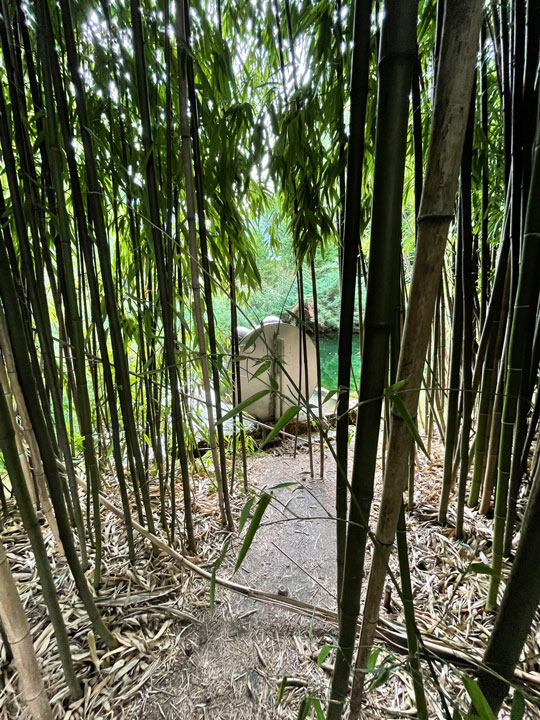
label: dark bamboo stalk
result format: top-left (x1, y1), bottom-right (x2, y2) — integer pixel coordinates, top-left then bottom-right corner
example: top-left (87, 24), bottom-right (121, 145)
top-left (333, 0), bottom-right (372, 603)
top-left (476, 459), bottom-right (540, 714)
top-left (54, 0), bottom-right (155, 535)
top-left (487, 88), bottom-right (540, 610)
top-left (130, 0), bottom-right (196, 546)
top-left (456, 86), bottom-right (475, 539)
top-left (328, 2), bottom-right (418, 716)
top-left (439, 229), bottom-right (463, 524)
top-left (184, 2), bottom-right (232, 508)
top-left (0, 239), bottom-right (116, 650)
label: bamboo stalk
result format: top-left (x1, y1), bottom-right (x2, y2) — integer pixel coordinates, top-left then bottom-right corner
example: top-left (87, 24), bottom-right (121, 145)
top-left (329, 1), bottom-right (418, 716)
top-left (487, 84), bottom-right (540, 609)
top-left (349, 2), bottom-right (483, 709)
top-left (0, 539), bottom-right (54, 720)
top-left (333, 0), bottom-right (372, 601)
top-left (0, 238), bottom-right (117, 650)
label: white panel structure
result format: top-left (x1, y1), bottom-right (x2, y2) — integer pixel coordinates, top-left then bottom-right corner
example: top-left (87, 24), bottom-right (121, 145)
top-left (234, 319), bottom-right (317, 422)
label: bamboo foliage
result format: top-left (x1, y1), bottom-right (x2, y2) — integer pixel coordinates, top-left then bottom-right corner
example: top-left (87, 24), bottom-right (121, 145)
top-left (0, 1), bottom-right (539, 717)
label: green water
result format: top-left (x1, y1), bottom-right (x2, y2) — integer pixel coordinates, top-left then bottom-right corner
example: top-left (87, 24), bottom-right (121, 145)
top-left (318, 334), bottom-right (362, 390)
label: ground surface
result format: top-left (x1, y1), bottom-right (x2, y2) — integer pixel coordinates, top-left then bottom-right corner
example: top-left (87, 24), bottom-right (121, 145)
top-left (2, 437), bottom-right (540, 719)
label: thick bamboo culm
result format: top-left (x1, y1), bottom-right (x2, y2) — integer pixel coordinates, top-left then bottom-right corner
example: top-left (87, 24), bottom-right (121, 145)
top-left (0, 538), bottom-right (54, 720)
top-left (0, 312), bottom-right (62, 551)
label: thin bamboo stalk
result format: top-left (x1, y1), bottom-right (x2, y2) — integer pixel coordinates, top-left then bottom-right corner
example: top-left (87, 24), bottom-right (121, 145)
top-left (0, 239), bottom-right (117, 650)
top-left (0, 336), bottom-right (61, 551)
top-left (129, 0), bottom-right (196, 546)
top-left (333, 0), bottom-right (372, 601)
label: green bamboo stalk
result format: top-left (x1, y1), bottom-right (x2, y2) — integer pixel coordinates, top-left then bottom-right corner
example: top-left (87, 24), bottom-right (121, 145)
top-left (349, 3), bottom-right (483, 711)
top-left (479, 332), bottom-right (508, 515)
top-left (53, 0), bottom-right (155, 535)
top-left (438, 229), bottom-right (463, 524)
top-left (476, 458), bottom-right (540, 714)
top-left (480, 22), bottom-right (490, 325)
top-left (469, 265), bottom-right (510, 507)
top-left (311, 260), bottom-right (325, 481)
top-left (34, 0), bottom-right (136, 561)
top-left (0, 326), bottom-right (61, 550)
top-left (36, 24), bottom-right (104, 585)
top-left (0, 9), bottom-right (86, 555)
top-left (503, 310), bottom-right (540, 555)
top-left (129, 0), bottom-right (196, 547)
top-left (184, 8), bottom-right (232, 506)
top-left (175, 0), bottom-right (233, 529)
top-left (456, 89), bottom-right (475, 540)
top-left (396, 502), bottom-right (428, 720)
top-left (0, 352), bottom-right (36, 505)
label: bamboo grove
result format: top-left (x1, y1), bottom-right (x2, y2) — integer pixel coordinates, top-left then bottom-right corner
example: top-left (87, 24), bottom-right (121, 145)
top-left (0, 0), bottom-right (539, 718)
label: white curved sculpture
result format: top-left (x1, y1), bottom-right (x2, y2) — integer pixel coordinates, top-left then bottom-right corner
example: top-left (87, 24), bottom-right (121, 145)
top-left (236, 326), bottom-right (251, 341)
top-left (234, 320), bottom-right (317, 422)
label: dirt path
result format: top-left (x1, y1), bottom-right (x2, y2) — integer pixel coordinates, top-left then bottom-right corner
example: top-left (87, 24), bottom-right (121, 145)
top-left (134, 444), bottom-right (339, 720)
top-left (126, 438), bottom-right (540, 720)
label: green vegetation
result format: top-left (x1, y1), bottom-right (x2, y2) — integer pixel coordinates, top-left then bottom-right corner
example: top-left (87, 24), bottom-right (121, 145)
top-left (0, 1), bottom-right (539, 719)
top-left (214, 216), bottom-right (361, 336)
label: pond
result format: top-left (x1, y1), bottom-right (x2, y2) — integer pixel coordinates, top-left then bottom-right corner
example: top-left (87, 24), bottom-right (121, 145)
top-left (318, 333), bottom-right (362, 391)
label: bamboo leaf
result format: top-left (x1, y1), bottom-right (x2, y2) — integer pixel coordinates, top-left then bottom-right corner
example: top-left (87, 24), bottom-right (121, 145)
top-left (462, 675), bottom-right (496, 720)
top-left (234, 493), bottom-right (272, 572)
top-left (259, 405), bottom-right (301, 449)
top-left (297, 697), bottom-right (325, 720)
top-left (276, 676), bottom-right (287, 706)
top-left (250, 359), bottom-right (272, 380)
top-left (238, 495), bottom-right (256, 534)
top-left (217, 390), bottom-right (270, 425)
top-left (317, 644), bottom-right (334, 667)
top-left (242, 325), bottom-right (264, 350)
top-left (385, 386), bottom-right (429, 459)
top-left (367, 647), bottom-right (381, 671)
top-left (322, 389), bottom-right (337, 404)
top-left (386, 380), bottom-right (406, 394)
top-left (510, 691), bottom-right (525, 720)
top-left (369, 667), bottom-right (391, 691)
top-left (311, 699), bottom-right (325, 720)
top-left (470, 563), bottom-right (496, 576)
